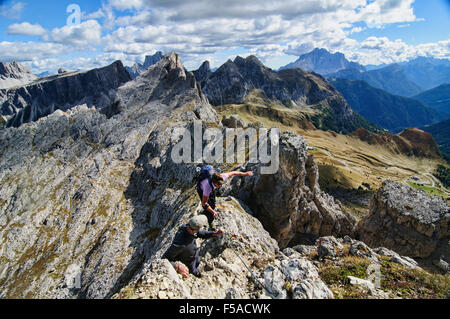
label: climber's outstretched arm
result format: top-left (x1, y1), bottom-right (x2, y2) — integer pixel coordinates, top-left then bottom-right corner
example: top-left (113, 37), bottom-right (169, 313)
top-left (225, 171), bottom-right (253, 178)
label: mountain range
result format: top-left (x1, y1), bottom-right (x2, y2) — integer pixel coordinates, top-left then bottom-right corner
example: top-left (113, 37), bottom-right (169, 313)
top-left (194, 55), bottom-right (379, 134)
top-left (329, 63), bottom-right (423, 97)
top-left (281, 48), bottom-right (450, 98)
top-left (0, 61), bottom-right (131, 128)
top-left (399, 57), bottom-right (450, 91)
top-left (329, 78), bottom-right (449, 132)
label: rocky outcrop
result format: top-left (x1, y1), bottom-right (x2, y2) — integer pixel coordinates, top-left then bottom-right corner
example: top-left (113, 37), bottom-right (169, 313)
top-left (311, 235), bottom-right (420, 269)
top-left (125, 51), bottom-right (163, 79)
top-left (0, 61), bottom-right (131, 128)
top-left (114, 197), bottom-right (333, 299)
top-left (224, 132), bottom-right (356, 248)
top-left (0, 61), bottom-right (38, 90)
top-left (194, 55), bottom-right (378, 134)
top-left (356, 180), bottom-right (450, 258)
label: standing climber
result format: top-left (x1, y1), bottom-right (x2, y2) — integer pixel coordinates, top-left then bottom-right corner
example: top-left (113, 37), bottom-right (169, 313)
top-left (162, 215), bottom-right (223, 278)
top-left (196, 165), bottom-right (253, 226)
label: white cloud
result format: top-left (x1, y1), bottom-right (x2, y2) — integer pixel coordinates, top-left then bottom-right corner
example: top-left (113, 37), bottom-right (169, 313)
top-left (0, 41), bottom-right (70, 62)
top-left (81, 8), bottom-right (105, 20)
top-left (355, 0), bottom-right (418, 28)
top-left (0, 2), bottom-right (25, 19)
top-left (110, 0), bottom-right (144, 11)
top-left (352, 37), bottom-right (450, 65)
top-left (26, 52), bottom-right (135, 74)
top-left (42, 20), bottom-right (103, 47)
top-left (2, 0), bottom-right (448, 73)
top-left (7, 22), bottom-right (47, 36)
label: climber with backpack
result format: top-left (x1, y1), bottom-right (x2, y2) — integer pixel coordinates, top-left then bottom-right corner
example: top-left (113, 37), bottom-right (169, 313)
top-left (196, 165), bottom-right (253, 227)
top-left (162, 215), bottom-right (223, 278)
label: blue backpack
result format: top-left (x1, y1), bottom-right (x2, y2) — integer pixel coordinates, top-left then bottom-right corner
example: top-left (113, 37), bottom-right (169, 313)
top-left (196, 165), bottom-right (215, 184)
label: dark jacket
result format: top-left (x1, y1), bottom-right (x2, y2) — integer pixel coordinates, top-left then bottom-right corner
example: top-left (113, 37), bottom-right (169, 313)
top-left (162, 225), bottom-right (214, 274)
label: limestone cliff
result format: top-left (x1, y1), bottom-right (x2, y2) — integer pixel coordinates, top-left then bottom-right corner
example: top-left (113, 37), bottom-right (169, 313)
top-left (0, 61), bottom-right (131, 128)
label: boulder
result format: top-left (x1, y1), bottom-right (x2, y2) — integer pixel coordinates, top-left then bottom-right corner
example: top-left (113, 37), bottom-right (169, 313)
top-left (356, 180), bottom-right (449, 258)
top-left (264, 257), bottom-right (333, 299)
top-left (316, 236), bottom-right (344, 259)
top-left (221, 114), bottom-right (245, 128)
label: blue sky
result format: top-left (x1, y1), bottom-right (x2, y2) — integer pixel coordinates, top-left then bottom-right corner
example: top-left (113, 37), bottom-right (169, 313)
top-left (0, 0), bottom-right (449, 73)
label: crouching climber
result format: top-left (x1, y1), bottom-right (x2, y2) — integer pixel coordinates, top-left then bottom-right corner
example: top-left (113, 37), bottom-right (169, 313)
top-left (162, 215), bottom-right (223, 278)
top-left (197, 165), bottom-right (253, 227)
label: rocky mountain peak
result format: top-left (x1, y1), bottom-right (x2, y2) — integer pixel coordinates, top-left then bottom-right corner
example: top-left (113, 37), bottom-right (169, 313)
top-left (0, 60), bottom-right (38, 89)
top-left (192, 61), bottom-right (211, 87)
top-left (280, 48), bottom-right (365, 76)
top-left (125, 51), bottom-right (164, 79)
top-left (143, 51), bottom-right (164, 69)
top-left (233, 55), bottom-right (270, 77)
top-left (165, 52), bottom-right (184, 72)
top-left (235, 55), bottom-right (264, 66)
top-left (198, 60), bottom-right (210, 72)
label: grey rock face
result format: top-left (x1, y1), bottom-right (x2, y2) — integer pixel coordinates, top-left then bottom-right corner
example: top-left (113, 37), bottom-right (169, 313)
top-left (0, 61), bottom-right (38, 90)
top-left (192, 61), bottom-right (211, 88)
top-left (226, 131), bottom-right (356, 248)
top-left (264, 257), bottom-right (333, 299)
top-left (115, 197), bottom-right (332, 299)
top-left (0, 60), bottom-right (131, 128)
top-left (197, 55), bottom-right (340, 107)
top-left (0, 52), bottom-right (217, 299)
top-left (374, 247), bottom-right (419, 269)
top-left (316, 235), bottom-right (421, 270)
top-left (357, 180), bottom-right (450, 258)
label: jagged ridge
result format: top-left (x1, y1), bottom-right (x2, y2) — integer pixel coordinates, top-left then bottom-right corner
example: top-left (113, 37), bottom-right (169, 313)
top-left (194, 55), bottom-right (380, 134)
top-left (0, 61), bottom-right (131, 128)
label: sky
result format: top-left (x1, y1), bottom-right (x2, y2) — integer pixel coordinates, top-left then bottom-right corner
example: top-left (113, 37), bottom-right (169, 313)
top-left (0, 0), bottom-right (449, 74)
